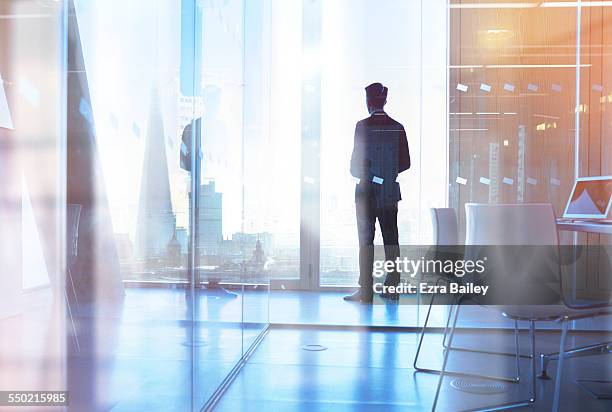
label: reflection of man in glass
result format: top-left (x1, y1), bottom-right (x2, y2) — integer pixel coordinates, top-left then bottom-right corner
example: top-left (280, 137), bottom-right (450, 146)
top-left (180, 85), bottom-right (228, 172)
top-left (344, 83), bottom-right (411, 303)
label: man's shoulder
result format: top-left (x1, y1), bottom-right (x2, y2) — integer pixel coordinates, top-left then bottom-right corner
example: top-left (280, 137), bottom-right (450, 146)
top-left (384, 115), bottom-right (405, 130)
top-left (358, 114), bottom-right (405, 129)
top-left (356, 117), bottom-right (370, 127)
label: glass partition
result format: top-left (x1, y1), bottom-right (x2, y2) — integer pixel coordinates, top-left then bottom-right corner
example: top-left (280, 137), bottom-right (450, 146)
top-left (0, 0), bottom-right (67, 402)
top-left (194, 0), bottom-right (245, 406)
top-left (69, 0), bottom-right (196, 409)
top-left (0, 0), bottom-right (270, 410)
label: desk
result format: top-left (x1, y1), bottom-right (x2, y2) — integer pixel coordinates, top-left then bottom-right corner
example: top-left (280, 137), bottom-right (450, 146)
top-left (554, 219), bottom-right (611, 399)
top-left (556, 219), bottom-right (612, 235)
top-left (556, 220), bottom-right (611, 299)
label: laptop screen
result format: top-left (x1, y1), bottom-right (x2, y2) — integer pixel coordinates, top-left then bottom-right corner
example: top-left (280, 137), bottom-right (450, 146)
top-left (564, 177), bottom-right (612, 218)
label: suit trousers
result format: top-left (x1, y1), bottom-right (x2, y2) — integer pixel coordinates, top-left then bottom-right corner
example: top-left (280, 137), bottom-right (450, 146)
top-left (355, 197), bottom-right (400, 294)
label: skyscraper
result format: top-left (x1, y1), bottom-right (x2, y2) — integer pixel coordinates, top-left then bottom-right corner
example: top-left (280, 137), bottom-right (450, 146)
top-left (198, 181), bottom-right (222, 256)
top-left (135, 89), bottom-right (177, 261)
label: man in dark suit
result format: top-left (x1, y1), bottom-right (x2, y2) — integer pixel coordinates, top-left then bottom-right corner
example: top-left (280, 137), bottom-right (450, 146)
top-left (344, 83), bottom-right (411, 303)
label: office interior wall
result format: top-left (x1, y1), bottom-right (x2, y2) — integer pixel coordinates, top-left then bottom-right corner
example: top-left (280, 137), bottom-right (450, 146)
top-left (449, 2), bottom-right (579, 233)
top-left (576, 5), bottom-right (612, 299)
top-left (580, 5), bottom-right (612, 180)
top-left (449, 1), bottom-right (611, 310)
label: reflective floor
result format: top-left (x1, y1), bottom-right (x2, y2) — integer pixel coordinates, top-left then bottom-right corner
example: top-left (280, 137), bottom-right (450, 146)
top-left (270, 290), bottom-right (612, 331)
top-left (1, 288), bottom-right (610, 411)
top-left (215, 327), bottom-right (612, 412)
top-left (0, 287), bottom-right (266, 411)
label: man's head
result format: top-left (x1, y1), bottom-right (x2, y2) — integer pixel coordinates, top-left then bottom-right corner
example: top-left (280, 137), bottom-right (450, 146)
top-left (365, 82), bottom-right (388, 114)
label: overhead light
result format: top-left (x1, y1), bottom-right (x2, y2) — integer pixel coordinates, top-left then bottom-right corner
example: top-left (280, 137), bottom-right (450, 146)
top-left (449, 65), bottom-right (484, 69)
top-left (450, 3), bottom-right (538, 9)
top-left (476, 112), bottom-right (500, 115)
top-left (480, 28), bottom-right (515, 40)
top-left (486, 29), bottom-right (512, 35)
top-left (450, 1), bottom-right (612, 9)
top-left (536, 122), bottom-right (558, 130)
top-left (449, 64), bottom-right (592, 69)
top-left (486, 64), bottom-right (592, 68)
top-left (541, 1), bottom-right (612, 7)
top-left (575, 104), bottom-right (588, 113)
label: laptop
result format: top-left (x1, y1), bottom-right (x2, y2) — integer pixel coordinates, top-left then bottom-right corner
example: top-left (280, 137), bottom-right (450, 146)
top-left (562, 176), bottom-right (612, 221)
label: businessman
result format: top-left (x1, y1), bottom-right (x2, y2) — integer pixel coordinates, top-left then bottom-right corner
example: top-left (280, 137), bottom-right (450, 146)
top-left (344, 83), bottom-right (411, 303)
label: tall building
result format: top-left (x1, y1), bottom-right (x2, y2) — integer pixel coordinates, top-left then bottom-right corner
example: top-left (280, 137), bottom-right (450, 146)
top-left (198, 181), bottom-right (222, 256)
top-left (135, 89), bottom-right (177, 260)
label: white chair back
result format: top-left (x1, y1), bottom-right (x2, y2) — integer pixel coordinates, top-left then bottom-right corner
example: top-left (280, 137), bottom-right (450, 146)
top-left (464, 203), bottom-right (562, 305)
top-left (431, 208), bottom-right (459, 246)
top-left (465, 203), bottom-right (558, 246)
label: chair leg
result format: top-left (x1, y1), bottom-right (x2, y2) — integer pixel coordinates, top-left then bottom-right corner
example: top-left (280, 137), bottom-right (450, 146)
top-left (539, 340), bottom-right (611, 380)
top-left (415, 292), bottom-right (521, 383)
top-left (413, 281), bottom-right (438, 371)
top-left (514, 320), bottom-right (521, 383)
top-left (441, 302), bottom-right (455, 348)
top-left (432, 296), bottom-right (462, 412)
top-left (552, 320), bottom-right (569, 412)
top-left (441, 320), bottom-right (536, 412)
top-left (442, 315), bottom-right (531, 362)
top-left (67, 266), bottom-right (80, 311)
top-left (529, 320), bottom-right (536, 403)
top-left (64, 289), bottom-right (80, 352)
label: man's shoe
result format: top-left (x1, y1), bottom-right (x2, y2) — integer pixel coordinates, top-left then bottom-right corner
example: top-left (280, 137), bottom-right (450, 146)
top-left (380, 292), bottom-right (399, 302)
top-left (382, 274), bottom-right (400, 302)
top-left (343, 290), bottom-right (373, 303)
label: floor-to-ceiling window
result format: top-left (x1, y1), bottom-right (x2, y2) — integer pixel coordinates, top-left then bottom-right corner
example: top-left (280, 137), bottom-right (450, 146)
top-left (186, 0), bottom-right (449, 294)
top-left (315, 0), bottom-right (448, 287)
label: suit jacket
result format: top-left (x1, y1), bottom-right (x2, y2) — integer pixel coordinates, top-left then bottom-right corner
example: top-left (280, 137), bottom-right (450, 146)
top-left (180, 118), bottom-right (201, 172)
top-left (350, 112), bottom-right (410, 207)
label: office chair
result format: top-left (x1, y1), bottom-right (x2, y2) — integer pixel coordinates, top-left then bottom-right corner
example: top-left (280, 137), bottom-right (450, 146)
top-left (431, 203), bottom-right (612, 412)
top-left (414, 208), bottom-right (525, 384)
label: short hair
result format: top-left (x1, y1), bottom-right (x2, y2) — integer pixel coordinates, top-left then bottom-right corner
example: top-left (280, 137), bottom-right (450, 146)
top-left (365, 82), bottom-right (388, 108)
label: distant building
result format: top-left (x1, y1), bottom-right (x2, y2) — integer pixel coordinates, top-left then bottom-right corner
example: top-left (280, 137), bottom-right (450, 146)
top-left (176, 227), bottom-right (188, 254)
top-left (197, 181), bottom-right (222, 256)
top-left (166, 231), bottom-right (182, 267)
top-left (221, 231), bottom-right (272, 258)
top-left (135, 89), bottom-right (177, 261)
